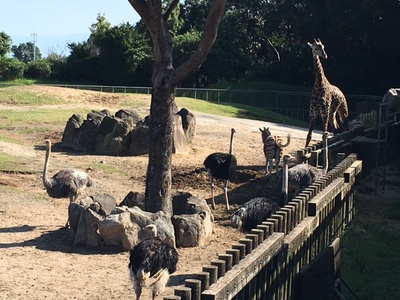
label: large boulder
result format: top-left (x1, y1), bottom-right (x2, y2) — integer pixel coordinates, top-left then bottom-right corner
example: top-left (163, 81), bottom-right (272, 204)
top-left (118, 191), bottom-right (145, 210)
top-left (95, 117), bottom-right (132, 155)
top-left (171, 191), bottom-right (214, 247)
top-left (72, 110), bottom-right (110, 152)
top-left (129, 121), bottom-right (149, 155)
top-left (98, 211), bottom-right (141, 250)
top-left (115, 109), bottom-right (142, 125)
top-left (177, 108), bottom-right (196, 144)
top-left (61, 114), bottom-right (84, 148)
top-left (172, 114), bottom-right (188, 154)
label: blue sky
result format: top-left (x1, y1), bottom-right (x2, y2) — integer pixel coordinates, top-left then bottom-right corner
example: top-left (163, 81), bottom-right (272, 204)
top-left (0, 0), bottom-right (140, 56)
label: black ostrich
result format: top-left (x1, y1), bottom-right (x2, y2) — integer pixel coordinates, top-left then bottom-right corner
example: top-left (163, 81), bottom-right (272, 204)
top-left (128, 224), bottom-right (179, 300)
top-left (231, 151), bottom-right (290, 232)
top-left (231, 197), bottom-right (279, 231)
top-left (288, 131), bottom-right (329, 196)
top-left (203, 128), bottom-right (237, 211)
top-left (42, 139), bottom-right (93, 227)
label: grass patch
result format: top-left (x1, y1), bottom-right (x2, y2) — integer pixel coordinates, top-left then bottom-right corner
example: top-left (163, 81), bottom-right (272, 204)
top-left (90, 162), bottom-right (129, 176)
top-left (0, 108), bottom-right (92, 130)
top-left (0, 152), bottom-right (19, 171)
top-left (0, 86), bottom-right (63, 105)
top-left (341, 167), bottom-right (400, 300)
top-left (176, 97), bottom-right (308, 127)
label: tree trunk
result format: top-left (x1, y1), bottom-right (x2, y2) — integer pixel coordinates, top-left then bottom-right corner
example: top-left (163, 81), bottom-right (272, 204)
top-left (145, 84), bottom-right (175, 214)
top-left (128, 0), bottom-right (227, 215)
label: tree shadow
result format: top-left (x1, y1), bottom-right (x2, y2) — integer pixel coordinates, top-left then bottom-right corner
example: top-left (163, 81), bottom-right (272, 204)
top-left (0, 226), bottom-right (125, 255)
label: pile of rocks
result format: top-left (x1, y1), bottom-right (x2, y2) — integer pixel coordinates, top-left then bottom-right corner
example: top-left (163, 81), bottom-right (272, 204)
top-left (68, 191), bottom-right (214, 250)
top-left (61, 108), bottom-right (196, 155)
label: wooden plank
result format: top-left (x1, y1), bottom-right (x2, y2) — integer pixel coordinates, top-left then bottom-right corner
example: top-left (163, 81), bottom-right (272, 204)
top-left (308, 177), bottom-right (345, 216)
top-left (211, 259), bottom-right (226, 278)
top-left (202, 265), bottom-right (218, 285)
top-left (185, 279), bottom-right (201, 300)
top-left (175, 287), bottom-right (192, 300)
top-left (344, 160), bottom-right (362, 183)
top-left (226, 249), bottom-right (241, 266)
top-left (218, 254), bottom-right (233, 272)
top-left (201, 233), bottom-right (285, 300)
top-left (251, 229), bottom-right (265, 243)
top-left (164, 295), bottom-right (181, 300)
top-left (284, 216), bottom-right (320, 257)
top-left (239, 238), bottom-right (253, 255)
top-left (193, 272), bottom-right (210, 291)
top-left (231, 243), bottom-right (246, 260)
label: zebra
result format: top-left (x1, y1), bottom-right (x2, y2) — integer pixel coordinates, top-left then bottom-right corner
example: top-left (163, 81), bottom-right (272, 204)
top-left (260, 127), bottom-right (290, 174)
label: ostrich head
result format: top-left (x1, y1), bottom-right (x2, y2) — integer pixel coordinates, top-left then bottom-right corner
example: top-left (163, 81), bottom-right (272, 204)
top-left (307, 38), bottom-right (328, 59)
top-left (141, 224), bottom-right (158, 239)
top-left (231, 207), bottom-right (246, 229)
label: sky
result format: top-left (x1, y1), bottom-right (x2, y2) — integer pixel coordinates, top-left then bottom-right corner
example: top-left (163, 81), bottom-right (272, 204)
top-left (0, 0), bottom-right (140, 57)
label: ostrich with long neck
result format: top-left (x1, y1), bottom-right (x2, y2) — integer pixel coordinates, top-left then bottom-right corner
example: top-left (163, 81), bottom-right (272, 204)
top-left (288, 131), bottom-right (329, 197)
top-left (42, 139), bottom-right (93, 227)
top-left (204, 128), bottom-right (237, 210)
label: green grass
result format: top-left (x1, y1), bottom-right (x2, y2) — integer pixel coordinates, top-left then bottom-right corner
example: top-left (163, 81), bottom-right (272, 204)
top-left (208, 80), bottom-right (310, 92)
top-left (340, 166), bottom-right (400, 300)
top-left (0, 108), bottom-right (93, 131)
top-left (0, 87), bottom-right (63, 105)
top-left (176, 97), bottom-right (308, 127)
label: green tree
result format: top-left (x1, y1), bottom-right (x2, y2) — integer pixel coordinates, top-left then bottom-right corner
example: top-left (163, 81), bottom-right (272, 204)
top-left (25, 60), bottom-right (51, 79)
top-left (0, 57), bottom-right (24, 80)
top-left (12, 42), bottom-right (42, 63)
top-left (127, 0), bottom-right (227, 214)
top-left (93, 23), bottom-right (152, 85)
top-left (0, 32), bottom-right (12, 57)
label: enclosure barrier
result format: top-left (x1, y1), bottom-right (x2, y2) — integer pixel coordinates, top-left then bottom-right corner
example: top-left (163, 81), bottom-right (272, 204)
top-left (164, 153), bottom-right (362, 300)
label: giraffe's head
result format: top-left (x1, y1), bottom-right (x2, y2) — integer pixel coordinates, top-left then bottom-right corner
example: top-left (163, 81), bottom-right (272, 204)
top-left (307, 38), bottom-right (328, 59)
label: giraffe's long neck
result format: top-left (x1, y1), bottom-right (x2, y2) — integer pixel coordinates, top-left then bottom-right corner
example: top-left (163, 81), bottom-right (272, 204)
top-left (313, 54), bottom-right (329, 89)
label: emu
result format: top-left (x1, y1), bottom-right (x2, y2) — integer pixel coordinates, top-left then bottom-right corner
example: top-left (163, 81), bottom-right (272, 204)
top-left (203, 128), bottom-right (237, 211)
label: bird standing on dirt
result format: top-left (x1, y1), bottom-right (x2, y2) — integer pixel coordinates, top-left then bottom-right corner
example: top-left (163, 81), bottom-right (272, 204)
top-left (128, 224), bottom-right (179, 300)
top-left (203, 128), bottom-right (237, 210)
top-left (42, 139), bottom-right (93, 227)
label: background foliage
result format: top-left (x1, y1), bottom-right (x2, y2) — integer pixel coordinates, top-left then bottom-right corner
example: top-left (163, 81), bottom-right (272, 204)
top-left (1, 0), bottom-right (399, 95)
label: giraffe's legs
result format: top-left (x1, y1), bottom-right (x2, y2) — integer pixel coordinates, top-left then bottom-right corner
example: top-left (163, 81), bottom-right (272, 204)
top-left (306, 117), bottom-right (316, 148)
top-left (223, 179), bottom-right (230, 211)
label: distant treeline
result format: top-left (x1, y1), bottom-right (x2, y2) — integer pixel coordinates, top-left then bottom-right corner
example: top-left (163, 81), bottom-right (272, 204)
top-left (1, 0), bottom-right (399, 96)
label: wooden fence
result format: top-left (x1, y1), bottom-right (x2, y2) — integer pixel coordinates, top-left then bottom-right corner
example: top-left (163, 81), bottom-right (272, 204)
top-left (164, 153), bottom-right (362, 300)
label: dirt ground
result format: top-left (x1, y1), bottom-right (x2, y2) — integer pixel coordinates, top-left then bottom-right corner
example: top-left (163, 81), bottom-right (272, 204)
top-left (0, 86), bottom-right (312, 300)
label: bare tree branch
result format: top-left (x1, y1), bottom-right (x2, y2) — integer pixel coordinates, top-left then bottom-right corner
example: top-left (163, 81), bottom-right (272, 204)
top-left (171, 0), bottom-right (227, 86)
top-left (164, 0), bottom-right (180, 21)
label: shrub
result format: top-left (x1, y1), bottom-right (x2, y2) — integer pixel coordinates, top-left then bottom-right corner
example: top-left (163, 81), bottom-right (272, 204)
top-left (0, 57), bottom-right (24, 80)
top-left (24, 60), bottom-right (51, 79)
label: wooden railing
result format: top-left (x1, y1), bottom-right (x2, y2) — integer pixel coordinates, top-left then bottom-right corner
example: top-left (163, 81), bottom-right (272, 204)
top-left (164, 153), bottom-right (362, 300)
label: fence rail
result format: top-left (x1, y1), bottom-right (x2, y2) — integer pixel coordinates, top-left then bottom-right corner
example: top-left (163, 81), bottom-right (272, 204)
top-left (164, 153), bottom-right (362, 300)
top-left (23, 84), bottom-right (380, 122)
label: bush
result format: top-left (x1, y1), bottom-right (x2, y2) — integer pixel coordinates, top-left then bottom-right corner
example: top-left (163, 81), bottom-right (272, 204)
top-left (24, 60), bottom-right (51, 79)
top-left (0, 57), bottom-right (24, 80)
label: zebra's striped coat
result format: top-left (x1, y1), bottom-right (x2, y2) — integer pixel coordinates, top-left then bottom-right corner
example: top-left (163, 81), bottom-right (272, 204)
top-left (260, 127), bottom-right (290, 174)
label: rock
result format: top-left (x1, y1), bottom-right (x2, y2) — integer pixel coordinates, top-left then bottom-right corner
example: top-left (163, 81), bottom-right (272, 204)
top-left (73, 207), bottom-right (103, 246)
top-left (98, 211), bottom-right (141, 250)
top-left (115, 109), bottom-right (142, 125)
top-left (61, 114), bottom-right (84, 148)
top-left (171, 191), bottom-right (214, 247)
top-left (118, 191), bottom-right (145, 210)
top-left (172, 114), bottom-right (188, 154)
top-left (129, 122), bottom-right (149, 155)
top-left (177, 108), bottom-right (196, 144)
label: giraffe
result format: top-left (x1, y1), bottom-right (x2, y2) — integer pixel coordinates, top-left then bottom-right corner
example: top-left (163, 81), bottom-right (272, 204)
top-left (305, 38), bottom-right (349, 148)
